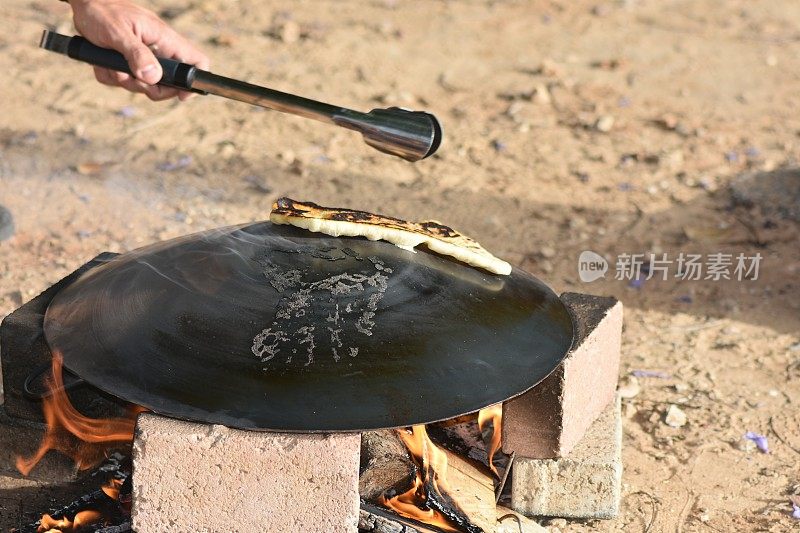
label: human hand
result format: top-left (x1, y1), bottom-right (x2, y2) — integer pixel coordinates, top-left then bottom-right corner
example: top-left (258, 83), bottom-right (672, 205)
top-left (68, 0), bottom-right (210, 101)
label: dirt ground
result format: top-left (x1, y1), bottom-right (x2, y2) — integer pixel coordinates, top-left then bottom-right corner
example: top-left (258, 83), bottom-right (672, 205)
top-left (1, 0), bottom-right (799, 531)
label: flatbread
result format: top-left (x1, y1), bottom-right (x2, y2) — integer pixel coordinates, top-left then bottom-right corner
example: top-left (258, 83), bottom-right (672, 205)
top-left (269, 197), bottom-right (512, 276)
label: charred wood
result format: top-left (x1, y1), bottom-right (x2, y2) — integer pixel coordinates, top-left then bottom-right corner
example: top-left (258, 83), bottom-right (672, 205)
top-left (358, 508), bottom-right (423, 533)
top-left (17, 472), bottom-right (129, 533)
top-left (360, 503), bottom-right (440, 533)
top-left (360, 430), bottom-right (417, 502)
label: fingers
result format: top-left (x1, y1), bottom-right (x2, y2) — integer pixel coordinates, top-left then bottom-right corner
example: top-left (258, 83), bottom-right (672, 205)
top-left (72, 0), bottom-right (208, 101)
top-left (119, 36), bottom-right (162, 84)
top-left (93, 67), bottom-right (180, 101)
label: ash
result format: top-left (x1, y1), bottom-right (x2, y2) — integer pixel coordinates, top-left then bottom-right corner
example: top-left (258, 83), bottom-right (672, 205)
top-left (252, 248), bottom-right (391, 369)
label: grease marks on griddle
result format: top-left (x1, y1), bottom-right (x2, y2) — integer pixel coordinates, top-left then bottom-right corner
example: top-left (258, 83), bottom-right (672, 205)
top-left (251, 247), bottom-right (391, 369)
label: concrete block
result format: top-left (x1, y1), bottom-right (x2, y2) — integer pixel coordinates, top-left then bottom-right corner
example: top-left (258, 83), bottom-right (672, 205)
top-left (502, 293), bottom-right (622, 459)
top-left (0, 413), bottom-right (77, 482)
top-left (131, 413), bottom-right (361, 533)
top-left (510, 395), bottom-right (622, 519)
top-left (1, 252), bottom-right (122, 422)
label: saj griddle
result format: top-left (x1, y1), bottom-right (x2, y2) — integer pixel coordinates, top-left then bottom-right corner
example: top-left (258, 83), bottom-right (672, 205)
top-left (42, 222), bottom-right (574, 432)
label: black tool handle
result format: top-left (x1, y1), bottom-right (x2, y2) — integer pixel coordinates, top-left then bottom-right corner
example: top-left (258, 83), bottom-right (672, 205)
top-left (66, 35), bottom-right (204, 93)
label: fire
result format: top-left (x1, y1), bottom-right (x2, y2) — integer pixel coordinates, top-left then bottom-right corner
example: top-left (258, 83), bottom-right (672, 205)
top-left (34, 479), bottom-right (124, 532)
top-left (102, 478), bottom-right (124, 500)
top-left (16, 352), bottom-right (143, 476)
top-left (477, 403), bottom-right (503, 477)
top-left (37, 510), bottom-right (102, 532)
top-left (17, 353), bottom-right (140, 532)
top-left (379, 425), bottom-right (460, 532)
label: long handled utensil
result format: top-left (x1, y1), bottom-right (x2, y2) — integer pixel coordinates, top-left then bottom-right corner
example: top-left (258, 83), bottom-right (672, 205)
top-left (39, 30), bottom-right (442, 162)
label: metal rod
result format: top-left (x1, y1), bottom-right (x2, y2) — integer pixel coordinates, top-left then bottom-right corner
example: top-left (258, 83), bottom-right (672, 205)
top-left (191, 70), bottom-right (368, 128)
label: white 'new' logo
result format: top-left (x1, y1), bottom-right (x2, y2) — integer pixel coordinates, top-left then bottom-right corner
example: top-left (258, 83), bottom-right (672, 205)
top-left (578, 250), bottom-right (608, 282)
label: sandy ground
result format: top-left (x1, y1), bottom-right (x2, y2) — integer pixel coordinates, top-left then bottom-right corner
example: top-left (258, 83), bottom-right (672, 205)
top-left (1, 0), bottom-right (799, 531)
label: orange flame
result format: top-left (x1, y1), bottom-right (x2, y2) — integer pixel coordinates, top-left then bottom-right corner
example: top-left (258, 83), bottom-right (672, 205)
top-left (37, 510), bottom-right (102, 532)
top-left (101, 478), bottom-right (124, 500)
top-left (16, 352), bottom-right (144, 475)
top-left (379, 426), bottom-right (459, 532)
top-left (477, 403), bottom-right (502, 477)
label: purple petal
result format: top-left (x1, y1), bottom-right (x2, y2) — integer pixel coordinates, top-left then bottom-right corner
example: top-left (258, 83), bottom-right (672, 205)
top-left (792, 503), bottom-right (800, 519)
top-left (631, 370), bottom-right (671, 379)
top-left (744, 431), bottom-right (769, 453)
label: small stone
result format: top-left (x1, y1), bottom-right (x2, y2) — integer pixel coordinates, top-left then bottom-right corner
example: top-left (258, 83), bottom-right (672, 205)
top-left (618, 376), bottom-right (640, 399)
top-left (738, 437), bottom-right (757, 453)
top-left (538, 58), bottom-right (565, 78)
top-left (532, 83), bottom-right (551, 105)
top-left (664, 404), bottom-right (687, 428)
top-left (673, 382), bottom-right (689, 393)
top-left (547, 518), bottom-right (568, 528)
top-left (664, 149), bottom-right (684, 170)
top-left (595, 115), bottom-right (615, 132)
top-left (657, 113), bottom-right (679, 130)
top-left (217, 142), bottom-right (236, 158)
top-left (280, 20), bottom-right (301, 43)
top-left (539, 246), bottom-right (556, 258)
top-left (766, 55), bottom-right (778, 67)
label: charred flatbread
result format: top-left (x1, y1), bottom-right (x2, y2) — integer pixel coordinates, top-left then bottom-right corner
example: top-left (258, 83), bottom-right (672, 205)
top-left (269, 197), bottom-right (512, 275)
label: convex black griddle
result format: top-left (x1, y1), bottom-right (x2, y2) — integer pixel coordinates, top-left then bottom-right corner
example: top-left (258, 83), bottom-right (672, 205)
top-left (42, 222), bottom-right (574, 432)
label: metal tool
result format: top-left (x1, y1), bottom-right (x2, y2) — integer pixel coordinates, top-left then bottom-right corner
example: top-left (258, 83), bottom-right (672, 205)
top-left (39, 30), bottom-right (442, 162)
top-left (43, 222), bottom-right (574, 432)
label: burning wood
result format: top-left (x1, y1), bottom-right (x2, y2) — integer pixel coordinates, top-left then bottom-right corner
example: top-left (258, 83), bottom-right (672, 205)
top-left (378, 425), bottom-right (496, 533)
top-left (14, 353), bottom-right (139, 532)
top-left (360, 430), bottom-right (417, 502)
top-left (16, 475), bottom-right (131, 533)
top-left (38, 510), bottom-right (102, 532)
top-left (477, 404), bottom-right (502, 477)
top-left (15, 352), bottom-right (143, 476)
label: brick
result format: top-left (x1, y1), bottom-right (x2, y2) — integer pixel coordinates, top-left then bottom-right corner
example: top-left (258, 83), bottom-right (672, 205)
top-left (510, 395), bottom-right (622, 519)
top-left (0, 253), bottom-right (123, 422)
top-left (502, 293), bottom-right (622, 458)
top-left (131, 413), bottom-right (361, 533)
